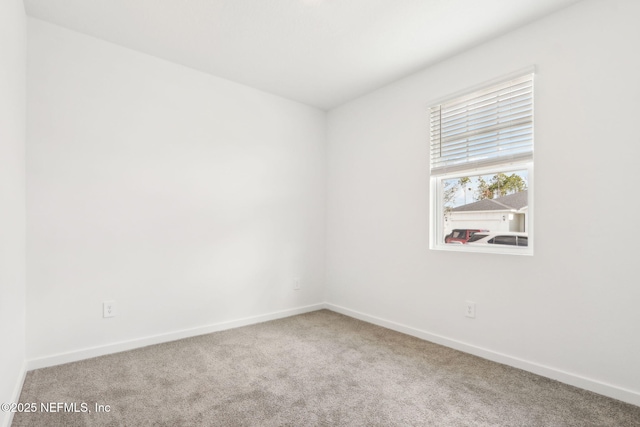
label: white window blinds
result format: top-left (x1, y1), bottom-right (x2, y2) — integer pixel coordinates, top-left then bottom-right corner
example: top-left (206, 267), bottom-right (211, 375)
top-left (430, 73), bottom-right (534, 174)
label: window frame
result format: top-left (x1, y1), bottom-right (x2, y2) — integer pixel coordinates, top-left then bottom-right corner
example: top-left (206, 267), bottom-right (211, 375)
top-left (430, 162), bottom-right (534, 256)
top-left (428, 69), bottom-right (535, 256)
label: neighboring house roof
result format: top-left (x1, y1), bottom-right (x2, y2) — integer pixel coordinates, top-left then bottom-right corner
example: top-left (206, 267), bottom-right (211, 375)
top-left (452, 190), bottom-right (528, 212)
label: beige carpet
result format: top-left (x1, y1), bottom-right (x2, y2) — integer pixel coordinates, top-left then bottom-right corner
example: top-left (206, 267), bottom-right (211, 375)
top-left (13, 310), bottom-right (640, 426)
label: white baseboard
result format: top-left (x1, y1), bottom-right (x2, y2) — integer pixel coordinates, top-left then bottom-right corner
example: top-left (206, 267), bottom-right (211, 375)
top-left (2, 360), bottom-right (28, 427)
top-left (325, 303), bottom-right (640, 407)
top-left (27, 303), bottom-right (326, 371)
top-left (23, 302), bottom-right (640, 408)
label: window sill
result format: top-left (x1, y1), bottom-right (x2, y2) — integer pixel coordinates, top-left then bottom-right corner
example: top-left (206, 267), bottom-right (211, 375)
top-left (430, 243), bottom-right (533, 256)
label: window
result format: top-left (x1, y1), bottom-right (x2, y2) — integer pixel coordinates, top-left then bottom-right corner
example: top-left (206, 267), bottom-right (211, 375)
top-left (429, 71), bottom-right (534, 255)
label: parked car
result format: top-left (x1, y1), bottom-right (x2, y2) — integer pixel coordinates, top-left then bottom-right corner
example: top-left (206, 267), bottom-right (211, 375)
top-left (466, 231), bottom-right (528, 247)
top-left (444, 229), bottom-right (489, 244)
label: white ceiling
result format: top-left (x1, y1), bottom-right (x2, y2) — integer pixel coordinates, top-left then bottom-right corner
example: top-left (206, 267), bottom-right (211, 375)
top-left (24, 0), bottom-right (583, 110)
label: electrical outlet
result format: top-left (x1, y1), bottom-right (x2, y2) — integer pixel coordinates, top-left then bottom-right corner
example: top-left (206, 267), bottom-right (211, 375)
top-left (103, 300), bottom-right (117, 318)
top-left (293, 278), bottom-right (301, 290)
top-left (465, 301), bottom-right (476, 318)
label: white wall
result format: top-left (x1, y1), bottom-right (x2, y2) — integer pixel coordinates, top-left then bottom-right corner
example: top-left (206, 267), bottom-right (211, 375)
top-left (326, 0), bottom-right (640, 405)
top-left (0, 0), bottom-right (27, 425)
top-left (26, 19), bottom-right (326, 361)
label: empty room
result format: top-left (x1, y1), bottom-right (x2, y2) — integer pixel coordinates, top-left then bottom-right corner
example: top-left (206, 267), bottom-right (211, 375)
top-left (1, 0), bottom-right (639, 425)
